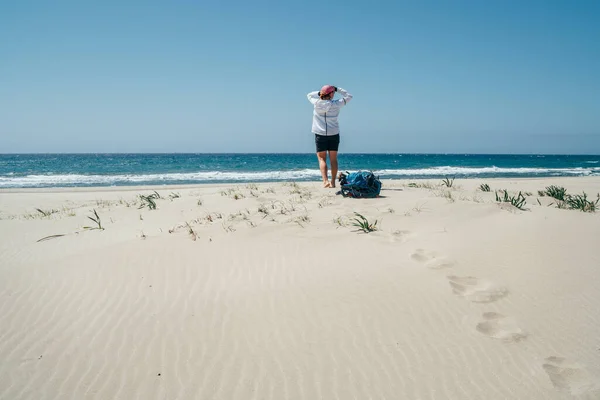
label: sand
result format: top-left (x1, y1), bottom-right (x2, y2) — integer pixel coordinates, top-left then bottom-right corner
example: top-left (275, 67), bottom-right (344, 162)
top-left (1, 177), bottom-right (599, 399)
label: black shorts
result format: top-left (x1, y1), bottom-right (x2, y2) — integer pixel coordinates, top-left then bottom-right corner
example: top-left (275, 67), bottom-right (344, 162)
top-left (315, 134), bottom-right (340, 152)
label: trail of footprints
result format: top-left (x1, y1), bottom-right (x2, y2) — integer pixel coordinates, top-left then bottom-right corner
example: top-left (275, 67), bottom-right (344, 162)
top-left (410, 248), bottom-right (596, 396)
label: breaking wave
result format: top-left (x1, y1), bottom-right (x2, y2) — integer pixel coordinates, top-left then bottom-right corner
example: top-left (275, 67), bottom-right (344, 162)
top-left (1, 166), bottom-right (599, 188)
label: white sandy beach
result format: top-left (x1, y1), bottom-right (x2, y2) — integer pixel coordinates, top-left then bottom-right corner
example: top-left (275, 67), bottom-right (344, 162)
top-left (1, 177), bottom-right (599, 399)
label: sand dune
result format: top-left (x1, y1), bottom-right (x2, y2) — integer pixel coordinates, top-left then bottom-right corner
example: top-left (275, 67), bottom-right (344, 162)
top-left (1, 177), bottom-right (600, 399)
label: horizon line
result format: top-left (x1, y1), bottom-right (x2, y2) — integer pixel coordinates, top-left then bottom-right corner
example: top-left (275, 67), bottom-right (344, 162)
top-left (1, 152), bottom-right (600, 157)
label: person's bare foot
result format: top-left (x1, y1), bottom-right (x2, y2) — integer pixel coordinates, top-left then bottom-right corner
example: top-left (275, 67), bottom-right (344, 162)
top-left (330, 182), bottom-right (336, 188)
top-left (323, 181), bottom-right (331, 188)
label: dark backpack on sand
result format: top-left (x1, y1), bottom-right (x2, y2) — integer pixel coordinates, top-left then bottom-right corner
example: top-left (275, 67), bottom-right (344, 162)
top-left (338, 171), bottom-right (382, 198)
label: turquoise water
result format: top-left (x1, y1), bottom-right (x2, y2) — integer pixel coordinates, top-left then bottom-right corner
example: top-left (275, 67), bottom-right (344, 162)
top-left (0, 153), bottom-right (599, 188)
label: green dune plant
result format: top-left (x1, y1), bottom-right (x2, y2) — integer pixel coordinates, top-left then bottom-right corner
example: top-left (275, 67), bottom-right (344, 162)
top-left (441, 176), bottom-right (455, 188)
top-left (35, 208), bottom-right (58, 217)
top-left (479, 184), bottom-right (491, 192)
top-left (495, 190), bottom-right (527, 210)
top-left (138, 195), bottom-right (157, 210)
top-left (84, 209), bottom-right (104, 230)
top-left (565, 192), bottom-right (599, 212)
top-left (351, 212), bottom-right (378, 233)
top-left (544, 185), bottom-right (567, 201)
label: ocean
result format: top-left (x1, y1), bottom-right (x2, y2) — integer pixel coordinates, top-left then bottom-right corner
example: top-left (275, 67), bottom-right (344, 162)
top-left (0, 153), bottom-right (599, 188)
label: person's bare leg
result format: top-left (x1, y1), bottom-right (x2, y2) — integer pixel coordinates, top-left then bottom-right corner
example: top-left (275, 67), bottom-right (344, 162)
top-left (316, 151), bottom-right (330, 187)
top-left (329, 151), bottom-right (338, 188)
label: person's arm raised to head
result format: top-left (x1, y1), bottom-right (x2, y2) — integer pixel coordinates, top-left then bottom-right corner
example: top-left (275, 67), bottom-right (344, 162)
top-left (335, 87), bottom-right (353, 106)
top-left (307, 91), bottom-right (320, 105)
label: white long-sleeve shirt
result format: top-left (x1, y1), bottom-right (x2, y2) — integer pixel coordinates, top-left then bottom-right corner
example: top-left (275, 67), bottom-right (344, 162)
top-left (307, 87), bottom-right (353, 136)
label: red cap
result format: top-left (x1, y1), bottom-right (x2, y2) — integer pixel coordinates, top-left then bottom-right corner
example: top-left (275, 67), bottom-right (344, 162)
top-left (320, 85), bottom-right (335, 96)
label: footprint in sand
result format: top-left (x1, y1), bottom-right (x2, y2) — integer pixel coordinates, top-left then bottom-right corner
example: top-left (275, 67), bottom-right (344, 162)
top-left (476, 312), bottom-right (527, 342)
top-left (543, 356), bottom-right (596, 395)
top-left (389, 230), bottom-right (412, 243)
top-left (447, 275), bottom-right (508, 303)
top-left (410, 249), bottom-right (454, 269)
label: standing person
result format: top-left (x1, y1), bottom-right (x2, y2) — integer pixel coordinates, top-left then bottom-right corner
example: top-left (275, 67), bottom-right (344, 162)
top-left (307, 85), bottom-right (353, 188)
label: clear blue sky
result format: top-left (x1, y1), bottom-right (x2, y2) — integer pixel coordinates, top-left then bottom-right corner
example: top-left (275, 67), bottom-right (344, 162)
top-left (1, 0), bottom-right (599, 154)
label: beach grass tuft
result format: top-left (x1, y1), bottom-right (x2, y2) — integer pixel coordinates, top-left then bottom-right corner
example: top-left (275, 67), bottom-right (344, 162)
top-left (479, 183), bottom-right (491, 192)
top-left (257, 204), bottom-right (270, 216)
top-left (565, 192), bottom-right (599, 212)
top-left (293, 214), bottom-right (311, 228)
top-left (351, 212), bottom-right (378, 233)
top-left (544, 185), bottom-right (567, 201)
top-left (83, 209), bottom-right (104, 230)
top-left (318, 196), bottom-right (334, 208)
top-left (95, 199), bottom-right (114, 208)
top-left (333, 215), bottom-right (347, 227)
top-left (138, 195), bottom-right (157, 210)
top-left (543, 188), bottom-right (598, 212)
top-left (441, 176), bottom-right (455, 188)
top-left (297, 214), bottom-right (310, 223)
top-left (35, 208), bottom-right (58, 217)
top-left (495, 190), bottom-right (527, 210)
top-left (436, 190), bottom-right (455, 202)
top-left (185, 222), bottom-right (197, 241)
top-left (413, 203), bottom-right (428, 213)
top-left (222, 221), bottom-right (236, 232)
top-left (408, 181), bottom-right (435, 189)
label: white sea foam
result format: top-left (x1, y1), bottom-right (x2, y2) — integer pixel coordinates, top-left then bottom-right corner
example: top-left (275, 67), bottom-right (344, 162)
top-left (0, 166), bottom-right (598, 187)
top-left (376, 166), bottom-right (600, 176)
